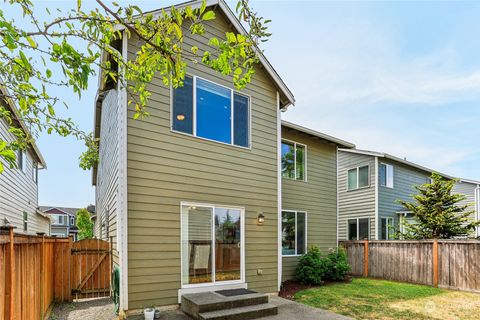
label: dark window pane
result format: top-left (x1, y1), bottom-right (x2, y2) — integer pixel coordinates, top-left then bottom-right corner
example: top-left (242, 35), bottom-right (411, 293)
top-left (172, 76), bottom-right (193, 134)
top-left (379, 164), bottom-right (386, 187)
top-left (358, 166), bottom-right (369, 188)
top-left (282, 211), bottom-right (296, 255)
top-left (359, 218), bottom-right (369, 240)
top-left (380, 218), bottom-right (387, 240)
top-left (348, 219), bottom-right (357, 240)
top-left (281, 142), bottom-right (295, 179)
top-left (233, 93), bottom-right (249, 147)
top-left (297, 212), bottom-right (306, 255)
top-left (296, 145), bottom-right (305, 180)
top-left (196, 79), bottom-right (231, 144)
top-left (347, 169), bottom-right (357, 190)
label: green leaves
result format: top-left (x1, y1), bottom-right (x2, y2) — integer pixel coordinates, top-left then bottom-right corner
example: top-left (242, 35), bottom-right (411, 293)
top-left (202, 11), bottom-right (215, 21)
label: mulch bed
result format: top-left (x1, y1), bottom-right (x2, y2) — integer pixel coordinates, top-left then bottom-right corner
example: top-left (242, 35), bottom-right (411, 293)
top-left (279, 277), bottom-right (353, 300)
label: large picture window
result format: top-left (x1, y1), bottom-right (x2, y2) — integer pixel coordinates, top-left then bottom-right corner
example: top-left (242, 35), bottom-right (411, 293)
top-left (172, 75), bottom-right (250, 148)
top-left (347, 166), bottom-right (369, 190)
top-left (281, 140), bottom-right (306, 180)
top-left (379, 163), bottom-right (394, 188)
top-left (282, 210), bottom-right (307, 256)
top-left (347, 218), bottom-right (370, 240)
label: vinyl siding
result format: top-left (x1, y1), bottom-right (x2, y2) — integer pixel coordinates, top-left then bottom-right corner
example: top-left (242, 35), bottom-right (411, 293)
top-left (0, 116), bottom-right (49, 234)
top-left (377, 159), bottom-right (431, 237)
top-left (281, 128), bottom-right (338, 281)
top-left (337, 151), bottom-right (376, 240)
top-left (452, 181), bottom-right (480, 236)
top-left (125, 12), bottom-right (279, 308)
top-left (95, 89), bottom-right (120, 265)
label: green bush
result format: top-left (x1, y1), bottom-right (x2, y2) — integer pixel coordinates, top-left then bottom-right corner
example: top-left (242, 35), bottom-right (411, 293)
top-left (296, 246), bottom-right (351, 285)
top-left (296, 246), bottom-right (326, 285)
top-left (323, 248), bottom-right (351, 281)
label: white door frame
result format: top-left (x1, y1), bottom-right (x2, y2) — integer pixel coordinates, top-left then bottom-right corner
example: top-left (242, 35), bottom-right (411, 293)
top-left (179, 201), bottom-right (246, 291)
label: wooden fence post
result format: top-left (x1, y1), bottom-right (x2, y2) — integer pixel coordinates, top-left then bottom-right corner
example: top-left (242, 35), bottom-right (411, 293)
top-left (40, 235), bottom-right (45, 319)
top-left (433, 239), bottom-right (438, 287)
top-left (4, 226), bottom-right (15, 320)
top-left (363, 239), bottom-right (369, 278)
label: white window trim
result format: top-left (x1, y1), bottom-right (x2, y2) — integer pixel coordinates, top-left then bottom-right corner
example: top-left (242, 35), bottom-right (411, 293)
top-left (380, 216), bottom-right (394, 240)
top-left (179, 201), bottom-right (245, 289)
top-left (347, 165), bottom-right (370, 191)
top-left (281, 139), bottom-right (307, 182)
top-left (281, 210), bottom-right (308, 257)
top-left (170, 75), bottom-right (252, 150)
top-left (347, 217), bottom-right (370, 240)
top-left (379, 163), bottom-right (394, 188)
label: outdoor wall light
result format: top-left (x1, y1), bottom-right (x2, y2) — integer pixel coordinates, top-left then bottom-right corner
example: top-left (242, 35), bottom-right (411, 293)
top-left (257, 213), bottom-right (265, 225)
top-left (176, 114), bottom-right (185, 121)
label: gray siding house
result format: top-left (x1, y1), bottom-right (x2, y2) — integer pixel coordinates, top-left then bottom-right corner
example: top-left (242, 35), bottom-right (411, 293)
top-left (0, 88), bottom-right (50, 235)
top-left (338, 148), bottom-right (480, 240)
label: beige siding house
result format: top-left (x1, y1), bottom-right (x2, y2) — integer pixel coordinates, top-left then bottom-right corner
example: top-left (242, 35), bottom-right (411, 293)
top-left (280, 121), bottom-right (354, 281)
top-left (0, 89), bottom-right (49, 235)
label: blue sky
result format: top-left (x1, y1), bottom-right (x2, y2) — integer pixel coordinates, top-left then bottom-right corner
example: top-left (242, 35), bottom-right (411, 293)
top-left (8, 1), bottom-right (480, 207)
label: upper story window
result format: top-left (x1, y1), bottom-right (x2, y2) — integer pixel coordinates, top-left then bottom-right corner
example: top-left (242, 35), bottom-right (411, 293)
top-left (347, 165), bottom-right (369, 190)
top-left (172, 75), bottom-right (250, 148)
top-left (70, 216), bottom-right (75, 226)
top-left (32, 161), bottom-right (38, 184)
top-left (379, 163), bottom-right (394, 188)
top-left (281, 140), bottom-right (306, 181)
top-left (51, 214), bottom-right (67, 225)
top-left (17, 150), bottom-right (26, 172)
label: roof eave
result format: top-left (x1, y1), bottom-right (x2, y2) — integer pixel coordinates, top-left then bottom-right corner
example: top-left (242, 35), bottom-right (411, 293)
top-left (283, 121), bottom-right (355, 148)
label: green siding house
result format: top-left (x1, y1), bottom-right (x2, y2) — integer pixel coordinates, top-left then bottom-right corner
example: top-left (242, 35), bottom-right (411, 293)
top-left (338, 148), bottom-right (480, 241)
top-left (92, 0), bottom-right (354, 315)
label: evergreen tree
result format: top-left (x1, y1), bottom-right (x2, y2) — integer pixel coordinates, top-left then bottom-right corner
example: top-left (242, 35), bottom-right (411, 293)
top-left (76, 208), bottom-right (94, 240)
top-left (398, 172), bottom-right (479, 239)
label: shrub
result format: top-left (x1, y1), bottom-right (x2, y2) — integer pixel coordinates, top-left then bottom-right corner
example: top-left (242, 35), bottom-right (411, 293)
top-left (323, 247), bottom-right (351, 281)
top-left (296, 246), bottom-right (326, 285)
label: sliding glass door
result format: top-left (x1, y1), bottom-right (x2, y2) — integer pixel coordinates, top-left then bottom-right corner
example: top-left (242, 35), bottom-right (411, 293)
top-left (181, 203), bottom-right (243, 287)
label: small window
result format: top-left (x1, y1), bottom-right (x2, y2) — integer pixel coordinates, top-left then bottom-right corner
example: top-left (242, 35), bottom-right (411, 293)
top-left (282, 211), bottom-right (307, 256)
top-left (23, 211), bottom-right (28, 231)
top-left (281, 140), bottom-right (306, 181)
top-left (425, 176), bottom-right (432, 184)
top-left (70, 216), bottom-right (75, 226)
top-left (380, 217), bottom-right (394, 240)
top-left (32, 162), bottom-right (38, 183)
top-left (17, 150), bottom-right (24, 171)
top-left (347, 166), bottom-right (369, 190)
top-left (347, 218), bottom-right (370, 240)
top-left (172, 75), bottom-right (250, 148)
top-left (379, 163), bottom-right (394, 188)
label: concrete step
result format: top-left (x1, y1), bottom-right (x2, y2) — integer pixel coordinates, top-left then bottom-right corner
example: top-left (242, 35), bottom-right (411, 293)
top-left (198, 302), bottom-right (278, 320)
top-left (181, 290), bottom-right (269, 318)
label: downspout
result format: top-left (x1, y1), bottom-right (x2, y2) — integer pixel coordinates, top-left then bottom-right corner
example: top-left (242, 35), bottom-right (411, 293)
top-left (336, 146), bottom-right (339, 247)
top-left (374, 157), bottom-right (379, 240)
top-left (276, 91), bottom-right (282, 291)
top-left (476, 185), bottom-right (480, 237)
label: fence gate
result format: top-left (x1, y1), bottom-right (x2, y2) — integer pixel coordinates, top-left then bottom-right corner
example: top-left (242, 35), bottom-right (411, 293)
top-left (71, 239), bottom-right (111, 299)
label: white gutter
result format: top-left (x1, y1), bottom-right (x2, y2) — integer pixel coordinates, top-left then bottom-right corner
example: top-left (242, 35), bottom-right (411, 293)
top-left (374, 157), bottom-right (379, 240)
top-left (276, 91), bottom-right (282, 291)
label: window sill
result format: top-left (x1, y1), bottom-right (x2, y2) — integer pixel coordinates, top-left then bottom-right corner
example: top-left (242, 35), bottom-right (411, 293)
top-left (282, 254), bottom-right (303, 258)
top-left (171, 129), bottom-right (252, 151)
top-left (282, 177), bottom-right (307, 183)
top-left (346, 185), bottom-right (371, 192)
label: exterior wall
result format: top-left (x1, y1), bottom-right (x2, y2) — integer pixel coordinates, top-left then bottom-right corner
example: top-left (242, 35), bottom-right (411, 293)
top-left (95, 89), bottom-right (120, 265)
top-left (0, 116), bottom-right (49, 234)
top-left (337, 151), bottom-right (376, 240)
top-left (281, 128), bottom-right (338, 281)
top-left (377, 158), bottom-right (431, 237)
top-left (125, 13), bottom-right (279, 308)
top-left (452, 181), bottom-right (480, 237)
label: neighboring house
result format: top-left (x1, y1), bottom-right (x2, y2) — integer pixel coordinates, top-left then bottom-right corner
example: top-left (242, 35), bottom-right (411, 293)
top-left (338, 148), bottom-right (480, 240)
top-left (0, 87), bottom-right (50, 235)
top-left (280, 121), bottom-right (354, 281)
top-left (92, 0), bottom-right (350, 313)
top-left (39, 206), bottom-right (80, 240)
top-left (451, 179), bottom-right (480, 238)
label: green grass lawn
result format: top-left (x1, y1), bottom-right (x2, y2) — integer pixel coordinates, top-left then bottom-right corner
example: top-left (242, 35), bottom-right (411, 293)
top-left (294, 278), bottom-right (480, 320)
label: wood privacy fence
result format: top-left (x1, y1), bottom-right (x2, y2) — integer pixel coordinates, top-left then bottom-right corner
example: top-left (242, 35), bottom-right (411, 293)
top-left (340, 240), bottom-right (480, 292)
top-left (0, 227), bottom-right (112, 320)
